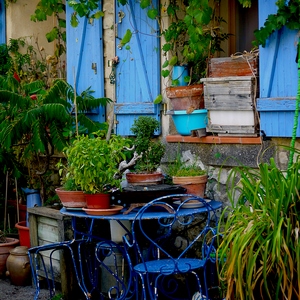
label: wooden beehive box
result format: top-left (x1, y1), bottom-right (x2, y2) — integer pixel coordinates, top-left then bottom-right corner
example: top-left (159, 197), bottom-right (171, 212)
top-left (28, 207), bottom-right (75, 298)
top-left (208, 56), bottom-right (258, 77)
top-left (201, 76), bottom-right (259, 135)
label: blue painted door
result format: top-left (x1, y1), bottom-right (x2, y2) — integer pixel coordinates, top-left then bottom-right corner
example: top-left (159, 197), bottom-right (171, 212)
top-left (0, 0), bottom-right (5, 44)
top-left (66, 2), bottom-right (105, 123)
top-left (257, 0), bottom-right (299, 137)
top-left (114, 0), bottom-right (161, 135)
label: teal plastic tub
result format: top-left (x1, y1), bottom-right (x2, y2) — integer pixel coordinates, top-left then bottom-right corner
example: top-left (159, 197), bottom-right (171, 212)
top-left (171, 109), bottom-right (208, 136)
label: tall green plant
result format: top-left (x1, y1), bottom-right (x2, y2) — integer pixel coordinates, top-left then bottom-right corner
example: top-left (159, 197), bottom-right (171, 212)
top-left (0, 78), bottom-right (111, 189)
top-left (217, 157), bottom-right (300, 299)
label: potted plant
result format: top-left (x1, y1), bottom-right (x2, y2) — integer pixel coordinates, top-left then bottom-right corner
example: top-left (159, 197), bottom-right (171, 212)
top-left (55, 164), bottom-right (87, 208)
top-left (217, 157), bottom-right (300, 299)
top-left (126, 116), bottom-right (165, 185)
top-left (155, 0), bottom-right (230, 112)
top-left (166, 150), bottom-right (207, 198)
top-left (65, 132), bottom-right (133, 209)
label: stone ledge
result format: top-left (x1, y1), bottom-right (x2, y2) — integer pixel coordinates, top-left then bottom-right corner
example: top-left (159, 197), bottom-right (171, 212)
top-left (166, 135), bottom-right (262, 145)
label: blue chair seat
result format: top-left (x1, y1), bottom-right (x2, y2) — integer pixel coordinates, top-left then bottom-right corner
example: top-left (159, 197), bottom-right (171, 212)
top-left (134, 258), bottom-right (205, 274)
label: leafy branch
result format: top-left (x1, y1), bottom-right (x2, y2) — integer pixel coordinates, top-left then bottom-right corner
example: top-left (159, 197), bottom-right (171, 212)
top-left (253, 0), bottom-right (300, 47)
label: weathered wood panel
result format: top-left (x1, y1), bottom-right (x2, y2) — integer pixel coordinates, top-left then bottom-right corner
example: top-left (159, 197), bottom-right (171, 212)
top-left (28, 207), bottom-right (74, 299)
top-left (201, 77), bottom-right (258, 135)
top-left (202, 76), bottom-right (256, 111)
top-left (208, 56), bottom-right (258, 77)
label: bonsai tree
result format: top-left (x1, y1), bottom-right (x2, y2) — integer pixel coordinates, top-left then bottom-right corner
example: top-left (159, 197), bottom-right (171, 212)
top-left (129, 116), bottom-right (165, 174)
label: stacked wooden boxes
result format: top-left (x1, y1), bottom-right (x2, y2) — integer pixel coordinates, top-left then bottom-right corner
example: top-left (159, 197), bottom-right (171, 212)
top-left (201, 56), bottom-right (259, 136)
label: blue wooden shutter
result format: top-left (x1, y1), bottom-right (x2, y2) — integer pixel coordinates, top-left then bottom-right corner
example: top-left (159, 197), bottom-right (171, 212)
top-left (114, 0), bottom-right (161, 135)
top-left (0, 0), bottom-right (5, 44)
top-left (66, 2), bottom-right (105, 123)
top-left (257, 0), bottom-right (299, 137)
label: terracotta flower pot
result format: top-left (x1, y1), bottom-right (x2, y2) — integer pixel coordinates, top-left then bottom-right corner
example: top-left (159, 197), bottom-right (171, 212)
top-left (85, 193), bottom-right (110, 209)
top-left (0, 237), bottom-right (19, 277)
top-left (126, 172), bottom-right (164, 186)
top-left (15, 221), bottom-right (30, 248)
top-left (166, 84), bottom-right (204, 111)
top-left (55, 188), bottom-right (87, 208)
top-left (172, 175), bottom-right (208, 198)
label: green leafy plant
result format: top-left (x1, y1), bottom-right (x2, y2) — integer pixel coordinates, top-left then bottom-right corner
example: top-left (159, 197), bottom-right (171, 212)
top-left (130, 116), bottom-right (165, 173)
top-left (0, 76), bottom-right (111, 195)
top-left (166, 150), bottom-right (206, 177)
top-left (253, 0), bottom-right (300, 47)
top-left (217, 157), bottom-right (300, 299)
top-left (160, 0), bottom-right (230, 86)
top-left (65, 132), bottom-right (133, 194)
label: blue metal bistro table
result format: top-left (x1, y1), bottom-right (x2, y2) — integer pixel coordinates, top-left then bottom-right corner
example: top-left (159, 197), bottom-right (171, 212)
top-left (59, 197), bottom-right (223, 299)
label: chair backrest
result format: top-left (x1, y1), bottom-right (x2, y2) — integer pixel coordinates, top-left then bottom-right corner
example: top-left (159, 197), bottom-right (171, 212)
top-left (129, 194), bottom-right (218, 273)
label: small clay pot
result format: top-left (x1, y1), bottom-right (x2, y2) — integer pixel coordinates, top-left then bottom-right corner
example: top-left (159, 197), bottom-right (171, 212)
top-left (6, 246), bottom-right (31, 286)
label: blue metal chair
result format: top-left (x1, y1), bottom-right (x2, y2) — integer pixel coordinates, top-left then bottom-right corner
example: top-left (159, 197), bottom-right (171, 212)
top-left (123, 194), bottom-right (219, 300)
top-left (28, 218), bottom-right (134, 299)
top-left (28, 239), bottom-right (88, 300)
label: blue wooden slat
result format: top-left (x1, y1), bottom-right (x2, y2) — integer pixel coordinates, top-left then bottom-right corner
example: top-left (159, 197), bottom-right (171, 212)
top-left (257, 98), bottom-right (297, 111)
top-left (257, 98), bottom-right (300, 137)
top-left (259, 1), bottom-right (298, 99)
top-left (66, 2), bottom-right (105, 123)
top-left (0, 0), bottom-right (6, 44)
top-left (114, 0), bottom-right (161, 135)
top-left (114, 102), bottom-right (156, 114)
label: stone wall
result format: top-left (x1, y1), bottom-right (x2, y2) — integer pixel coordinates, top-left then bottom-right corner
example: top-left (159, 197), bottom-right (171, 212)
top-left (162, 138), bottom-right (299, 205)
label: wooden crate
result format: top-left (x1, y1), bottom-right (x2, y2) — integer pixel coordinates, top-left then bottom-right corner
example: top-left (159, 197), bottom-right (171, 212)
top-left (208, 56), bottom-right (258, 77)
top-left (28, 207), bottom-right (77, 299)
top-left (201, 76), bottom-right (259, 135)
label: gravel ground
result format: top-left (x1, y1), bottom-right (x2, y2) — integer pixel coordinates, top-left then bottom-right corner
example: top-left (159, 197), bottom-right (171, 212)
top-left (0, 278), bottom-right (51, 300)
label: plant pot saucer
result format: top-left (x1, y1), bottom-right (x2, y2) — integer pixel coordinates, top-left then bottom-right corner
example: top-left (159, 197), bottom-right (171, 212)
top-left (82, 205), bottom-right (123, 216)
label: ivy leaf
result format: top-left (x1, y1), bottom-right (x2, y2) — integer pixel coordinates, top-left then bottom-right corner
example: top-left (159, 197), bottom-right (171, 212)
top-left (46, 27), bottom-right (59, 43)
top-left (169, 56), bottom-right (178, 66)
top-left (70, 14), bottom-right (79, 27)
top-left (162, 43), bottom-right (171, 52)
top-left (161, 70), bottom-right (170, 77)
top-left (117, 0), bottom-right (127, 5)
top-left (92, 11), bottom-right (105, 19)
top-left (153, 94), bottom-right (163, 104)
top-left (147, 9), bottom-right (158, 20)
top-left (140, 0), bottom-right (150, 9)
top-left (121, 29), bottom-right (132, 46)
top-left (162, 60), bottom-right (169, 68)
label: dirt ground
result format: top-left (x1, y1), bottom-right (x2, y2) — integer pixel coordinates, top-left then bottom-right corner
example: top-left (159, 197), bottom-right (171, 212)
top-left (0, 278), bottom-right (51, 300)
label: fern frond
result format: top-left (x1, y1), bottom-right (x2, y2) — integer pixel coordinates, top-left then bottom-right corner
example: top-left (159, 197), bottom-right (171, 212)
top-left (77, 114), bottom-right (108, 133)
top-left (31, 119), bottom-right (47, 154)
top-left (0, 90), bottom-right (31, 110)
top-left (0, 118), bottom-right (27, 148)
top-left (43, 79), bottom-right (70, 104)
top-left (76, 96), bottom-right (112, 112)
top-left (22, 80), bottom-right (45, 95)
top-left (41, 103), bottom-right (70, 122)
top-left (50, 121), bottom-right (68, 152)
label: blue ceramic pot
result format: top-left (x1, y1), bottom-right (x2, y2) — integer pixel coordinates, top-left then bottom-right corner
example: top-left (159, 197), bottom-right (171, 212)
top-left (172, 66), bottom-right (188, 86)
